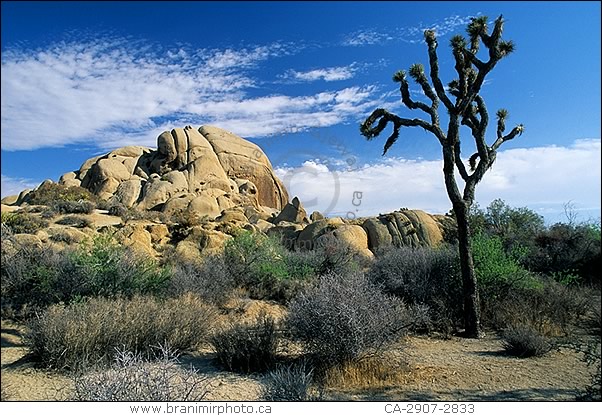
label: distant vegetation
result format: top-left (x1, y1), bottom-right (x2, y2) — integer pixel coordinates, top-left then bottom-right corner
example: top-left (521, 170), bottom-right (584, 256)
top-left (1, 198), bottom-right (600, 400)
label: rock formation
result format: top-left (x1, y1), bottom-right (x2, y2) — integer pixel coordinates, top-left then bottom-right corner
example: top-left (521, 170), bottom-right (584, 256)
top-left (59, 125), bottom-right (289, 217)
top-left (2, 125), bottom-right (456, 261)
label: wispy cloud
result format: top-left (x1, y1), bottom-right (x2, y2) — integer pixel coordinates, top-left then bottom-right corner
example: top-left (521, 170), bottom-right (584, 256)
top-left (343, 30), bottom-right (394, 47)
top-left (1, 39), bottom-right (376, 151)
top-left (281, 64), bottom-right (357, 82)
top-left (275, 139), bottom-right (601, 223)
top-left (1, 174), bottom-right (40, 198)
top-left (343, 14), bottom-right (477, 46)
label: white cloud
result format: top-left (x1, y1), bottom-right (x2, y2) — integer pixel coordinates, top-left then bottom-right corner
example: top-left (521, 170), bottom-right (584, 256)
top-left (1, 39), bottom-right (376, 151)
top-left (1, 174), bottom-right (40, 198)
top-left (411, 14), bottom-right (476, 38)
top-left (343, 14), bottom-right (477, 46)
top-left (343, 29), bottom-right (395, 47)
top-left (282, 64), bottom-right (357, 82)
top-left (275, 139), bottom-right (601, 223)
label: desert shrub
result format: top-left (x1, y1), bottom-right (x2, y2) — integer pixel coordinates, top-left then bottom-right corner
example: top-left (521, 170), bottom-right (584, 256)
top-left (527, 221), bottom-right (601, 287)
top-left (74, 345), bottom-right (210, 401)
top-left (307, 233), bottom-right (365, 276)
top-left (1, 234), bottom-right (170, 318)
top-left (114, 206), bottom-right (164, 223)
top-left (262, 361), bottom-right (317, 401)
top-left (171, 210), bottom-right (212, 228)
top-left (55, 214), bottom-right (92, 228)
top-left (501, 324), bottom-right (550, 357)
top-left (26, 294), bottom-right (217, 370)
top-left (470, 199), bottom-right (545, 257)
top-left (40, 208), bottom-right (58, 219)
top-left (24, 182), bottom-right (97, 206)
top-left (210, 314), bottom-right (278, 373)
top-left (69, 234), bottom-right (170, 298)
top-left (587, 300), bottom-right (602, 335)
top-left (0, 211), bottom-right (48, 234)
top-left (485, 277), bottom-right (592, 335)
top-left (224, 231), bottom-right (318, 302)
top-left (368, 245), bottom-right (462, 334)
top-left (167, 254), bottom-right (236, 306)
top-left (574, 340), bottom-right (602, 401)
top-left (107, 203), bottom-right (128, 217)
top-left (1, 242), bottom-right (78, 317)
top-left (50, 199), bottom-right (95, 215)
top-left (287, 272), bottom-right (411, 367)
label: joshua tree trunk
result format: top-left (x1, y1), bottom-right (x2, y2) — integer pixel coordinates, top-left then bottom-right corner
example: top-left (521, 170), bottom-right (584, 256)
top-left (360, 15), bottom-right (523, 338)
top-left (453, 200), bottom-right (480, 336)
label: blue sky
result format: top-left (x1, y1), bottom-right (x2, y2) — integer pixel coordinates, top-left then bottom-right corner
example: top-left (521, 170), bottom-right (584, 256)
top-left (1, 1), bottom-right (600, 223)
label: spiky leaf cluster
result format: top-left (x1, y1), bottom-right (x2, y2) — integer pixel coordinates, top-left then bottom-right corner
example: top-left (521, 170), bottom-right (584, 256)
top-left (392, 70), bottom-right (406, 83)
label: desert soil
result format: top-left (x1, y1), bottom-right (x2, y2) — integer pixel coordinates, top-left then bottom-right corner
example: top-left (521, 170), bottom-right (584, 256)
top-left (1, 319), bottom-right (595, 402)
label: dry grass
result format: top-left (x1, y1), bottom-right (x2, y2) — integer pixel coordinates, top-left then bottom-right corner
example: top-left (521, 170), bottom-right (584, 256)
top-left (261, 361), bottom-right (318, 401)
top-left (322, 354), bottom-right (411, 390)
top-left (0, 379), bottom-right (10, 401)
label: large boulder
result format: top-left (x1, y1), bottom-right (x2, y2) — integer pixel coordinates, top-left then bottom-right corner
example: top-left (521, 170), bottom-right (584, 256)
top-left (112, 179), bottom-right (143, 208)
top-left (362, 209), bottom-right (447, 250)
top-left (296, 217), bottom-right (345, 250)
top-left (272, 196), bottom-right (308, 224)
top-left (60, 125), bottom-right (289, 216)
top-left (0, 195), bottom-right (19, 206)
top-left (199, 125), bottom-right (289, 210)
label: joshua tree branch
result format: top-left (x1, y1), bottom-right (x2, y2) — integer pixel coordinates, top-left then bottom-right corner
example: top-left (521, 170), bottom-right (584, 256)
top-left (360, 108), bottom-right (439, 155)
top-left (397, 72), bottom-right (433, 116)
top-left (454, 141), bottom-right (470, 181)
top-left (425, 31), bottom-right (455, 111)
top-left (492, 124), bottom-right (524, 150)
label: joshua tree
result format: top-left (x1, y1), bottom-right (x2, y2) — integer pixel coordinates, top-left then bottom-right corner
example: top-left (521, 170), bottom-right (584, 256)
top-left (360, 15), bottom-right (523, 338)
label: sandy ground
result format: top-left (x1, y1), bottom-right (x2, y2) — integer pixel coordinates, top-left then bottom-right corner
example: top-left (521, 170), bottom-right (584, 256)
top-left (1, 319), bottom-right (596, 402)
top-left (325, 334), bottom-right (594, 401)
top-left (0, 320), bottom-right (263, 401)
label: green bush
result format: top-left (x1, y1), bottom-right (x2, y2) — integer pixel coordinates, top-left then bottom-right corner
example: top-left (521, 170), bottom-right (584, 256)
top-left (470, 199), bottom-right (544, 257)
top-left (69, 234), bottom-right (170, 298)
top-left (470, 199), bottom-right (601, 286)
top-left (0, 211), bottom-right (48, 234)
top-left (472, 232), bottom-right (543, 325)
top-left (210, 314), bottom-right (278, 373)
top-left (55, 214), bottom-right (92, 228)
top-left (24, 182), bottom-right (97, 206)
top-left (472, 232), bottom-right (540, 291)
top-left (1, 234), bottom-right (171, 318)
top-left (224, 231), bottom-right (318, 302)
top-left (26, 294), bottom-right (217, 370)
